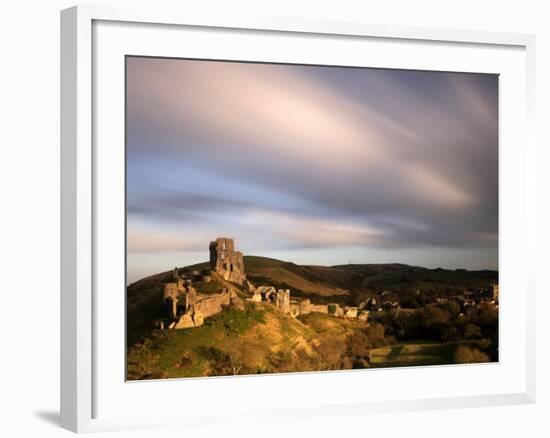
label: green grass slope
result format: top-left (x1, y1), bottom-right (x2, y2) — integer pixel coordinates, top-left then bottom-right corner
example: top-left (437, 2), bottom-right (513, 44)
top-left (127, 302), bottom-right (368, 380)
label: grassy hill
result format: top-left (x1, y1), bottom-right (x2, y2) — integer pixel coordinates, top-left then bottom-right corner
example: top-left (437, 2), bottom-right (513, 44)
top-left (126, 257), bottom-right (498, 379)
top-left (244, 256), bottom-right (352, 301)
top-left (127, 301), bottom-right (368, 380)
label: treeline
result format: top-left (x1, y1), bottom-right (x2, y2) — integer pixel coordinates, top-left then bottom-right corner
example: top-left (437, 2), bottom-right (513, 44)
top-left (370, 301), bottom-right (498, 361)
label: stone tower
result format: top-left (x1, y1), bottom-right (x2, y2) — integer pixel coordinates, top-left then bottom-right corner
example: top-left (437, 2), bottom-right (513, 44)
top-left (275, 289), bottom-right (290, 313)
top-left (209, 237), bottom-right (246, 285)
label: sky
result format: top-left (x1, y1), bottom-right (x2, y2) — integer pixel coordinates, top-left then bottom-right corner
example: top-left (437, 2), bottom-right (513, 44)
top-left (126, 56), bottom-right (498, 283)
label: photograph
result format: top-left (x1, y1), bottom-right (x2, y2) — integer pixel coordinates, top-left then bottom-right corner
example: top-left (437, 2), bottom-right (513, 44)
top-left (0, 0), bottom-right (542, 435)
top-left (125, 56), bottom-right (499, 380)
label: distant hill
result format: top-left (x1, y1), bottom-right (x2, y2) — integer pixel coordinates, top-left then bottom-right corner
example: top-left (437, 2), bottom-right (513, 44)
top-left (244, 256), bottom-right (351, 299)
top-left (243, 257), bottom-right (496, 305)
top-left (330, 262), bottom-right (497, 291)
top-left (130, 257), bottom-right (497, 295)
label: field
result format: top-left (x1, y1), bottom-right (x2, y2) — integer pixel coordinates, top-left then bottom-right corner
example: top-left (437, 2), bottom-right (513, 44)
top-left (369, 340), bottom-right (492, 368)
top-left (369, 340), bottom-right (456, 368)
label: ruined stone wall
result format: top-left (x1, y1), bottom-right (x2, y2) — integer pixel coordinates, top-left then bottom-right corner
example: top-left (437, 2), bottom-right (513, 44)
top-left (173, 289), bottom-right (232, 329)
top-left (310, 304), bottom-right (329, 314)
top-left (186, 285), bottom-right (197, 309)
top-left (328, 303), bottom-right (344, 317)
top-left (163, 282), bottom-right (185, 319)
top-left (289, 302), bottom-right (301, 318)
top-left (299, 298), bottom-right (311, 315)
top-left (163, 283), bottom-right (178, 301)
top-left (358, 310), bottom-right (370, 322)
top-left (196, 290), bottom-right (232, 318)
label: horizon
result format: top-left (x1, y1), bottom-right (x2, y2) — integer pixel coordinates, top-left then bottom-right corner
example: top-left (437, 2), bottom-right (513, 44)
top-left (128, 249), bottom-right (499, 285)
top-left (126, 58), bottom-right (498, 284)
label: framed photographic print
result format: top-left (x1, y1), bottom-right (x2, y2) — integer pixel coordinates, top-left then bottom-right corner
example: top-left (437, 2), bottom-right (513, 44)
top-left (61, 5), bottom-right (536, 433)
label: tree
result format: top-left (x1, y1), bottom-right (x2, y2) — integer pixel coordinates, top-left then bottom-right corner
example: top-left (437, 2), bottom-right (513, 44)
top-left (441, 325), bottom-right (461, 342)
top-left (477, 302), bottom-right (498, 329)
top-left (314, 335), bottom-right (348, 371)
top-left (463, 323), bottom-right (482, 339)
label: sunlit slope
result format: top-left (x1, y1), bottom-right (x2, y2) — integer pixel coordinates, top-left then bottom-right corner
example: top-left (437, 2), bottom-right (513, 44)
top-left (127, 302), bottom-right (365, 380)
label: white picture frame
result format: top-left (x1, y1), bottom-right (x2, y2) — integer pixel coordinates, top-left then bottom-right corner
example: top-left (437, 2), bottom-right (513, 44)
top-left (60, 4), bottom-right (536, 433)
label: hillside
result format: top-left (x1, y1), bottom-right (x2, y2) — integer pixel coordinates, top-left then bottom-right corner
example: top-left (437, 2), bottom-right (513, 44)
top-left (127, 301), bottom-right (368, 380)
top-left (127, 257), bottom-right (497, 345)
top-left (245, 256), bottom-right (352, 299)
top-left (245, 257), bottom-right (495, 298)
top-left (126, 256), bottom-right (498, 379)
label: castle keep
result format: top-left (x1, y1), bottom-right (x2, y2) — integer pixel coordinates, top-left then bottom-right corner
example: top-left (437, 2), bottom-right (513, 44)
top-left (209, 237), bottom-right (246, 285)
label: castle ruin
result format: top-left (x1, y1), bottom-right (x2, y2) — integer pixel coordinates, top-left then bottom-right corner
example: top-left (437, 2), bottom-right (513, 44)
top-left (209, 237), bottom-right (246, 285)
top-left (159, 237), bottom-right (369, 330)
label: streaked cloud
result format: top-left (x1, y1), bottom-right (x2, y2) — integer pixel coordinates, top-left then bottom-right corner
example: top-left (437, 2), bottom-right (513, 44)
top-left (126, 57), bottom-right (498, 282)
